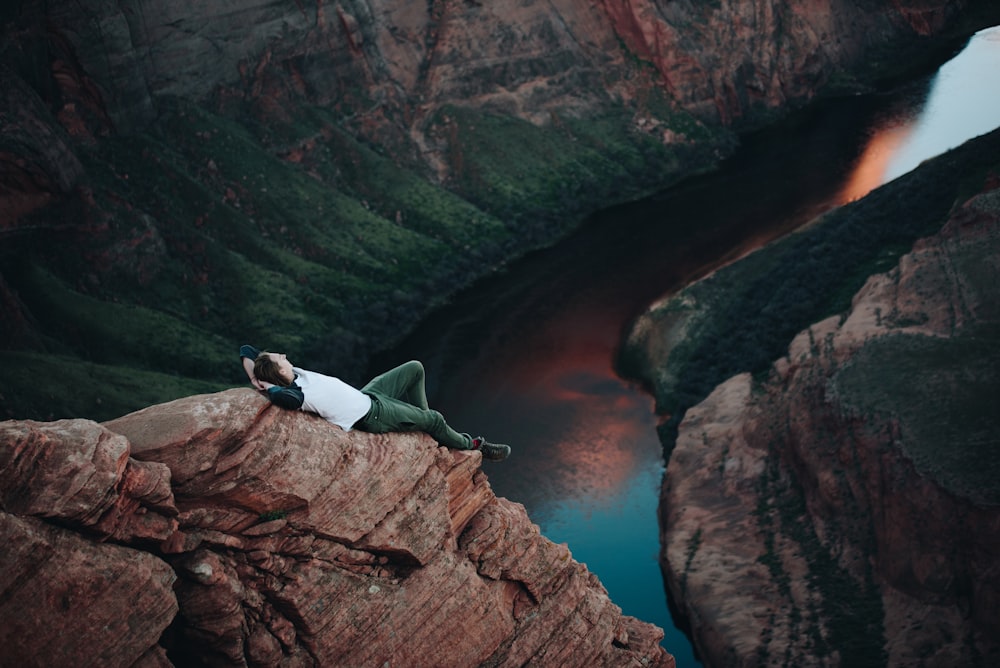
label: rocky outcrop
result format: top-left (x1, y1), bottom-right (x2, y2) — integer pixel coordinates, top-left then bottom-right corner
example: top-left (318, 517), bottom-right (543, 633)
top-left (0, 419), bottom-right (179, 667)
top-left (659, 180), bottom-right (1000, 665)
top-left (0, 390), bottom-right (673, 666)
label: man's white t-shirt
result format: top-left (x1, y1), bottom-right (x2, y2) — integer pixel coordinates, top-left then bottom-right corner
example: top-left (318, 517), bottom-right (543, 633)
top-left (293, 367), bottom-right (372, 431)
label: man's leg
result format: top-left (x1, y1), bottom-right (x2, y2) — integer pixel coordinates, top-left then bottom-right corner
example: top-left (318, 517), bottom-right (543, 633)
top-left (361, 393), bottom-right (474, 450)
top-left (361, 360), bottom-right (430, 409)
top-left (359, 360), bottom-right (510, 460)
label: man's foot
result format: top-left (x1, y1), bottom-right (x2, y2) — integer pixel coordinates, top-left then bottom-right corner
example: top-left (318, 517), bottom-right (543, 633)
top-left (473, 436), bottom-right (511, 461)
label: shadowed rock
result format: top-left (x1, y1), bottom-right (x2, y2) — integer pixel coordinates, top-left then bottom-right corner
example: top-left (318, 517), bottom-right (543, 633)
top-left (659, 177), bottom-right (1000, 665)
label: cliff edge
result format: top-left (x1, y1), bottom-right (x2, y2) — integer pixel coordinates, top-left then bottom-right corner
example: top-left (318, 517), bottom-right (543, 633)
top-left (0, 391), bottom-right (673, 667)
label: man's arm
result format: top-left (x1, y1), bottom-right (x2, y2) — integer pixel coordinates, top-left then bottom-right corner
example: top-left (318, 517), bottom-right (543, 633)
top-left (267, 385), bottom-right (305, 409)
top-left (239, 344), bottom-right (261, 360)
top-left (239, 344), bottom-right (268, 391)
top-left (239, 344), bottom-right (305, 409)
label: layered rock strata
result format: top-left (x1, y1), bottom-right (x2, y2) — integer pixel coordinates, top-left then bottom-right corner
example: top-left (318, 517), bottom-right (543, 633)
top-left (0, 390), bottom-right (673, 666)
top-left (659, 181), bottom-right (1000, 665)
top-left (0, 419), bottom-right (179, 666)
top-left (9, 0), bottom-right (974, 140)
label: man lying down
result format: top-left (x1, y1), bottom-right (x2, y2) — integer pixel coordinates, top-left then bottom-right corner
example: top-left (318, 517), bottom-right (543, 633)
top-left (240, 345), bottom-right (511, 461)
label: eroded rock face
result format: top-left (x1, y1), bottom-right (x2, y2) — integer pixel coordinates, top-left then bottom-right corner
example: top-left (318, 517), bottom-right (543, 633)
top-left (600, 0), bottom-right (951, 124)
top-left (0, 390), bottom-right (674, 666)
top-left (0, 419), bottom-right (179, 667)
top-left (16, 0), bottom-right (970, 138)
top-left (660, 182), bottom-right (1000, 665)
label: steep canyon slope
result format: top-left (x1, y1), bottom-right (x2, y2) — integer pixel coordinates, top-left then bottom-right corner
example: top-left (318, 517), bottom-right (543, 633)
top-left (0, 394), bottom-right (674, 666)
top-left (624, 131), bottom-right (1000, 664)
top-left (2, 0), bottom-right (994, 421)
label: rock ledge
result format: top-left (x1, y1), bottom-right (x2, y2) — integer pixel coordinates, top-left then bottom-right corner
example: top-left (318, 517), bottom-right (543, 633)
top-left (1, 390), bottom-right (674, 667)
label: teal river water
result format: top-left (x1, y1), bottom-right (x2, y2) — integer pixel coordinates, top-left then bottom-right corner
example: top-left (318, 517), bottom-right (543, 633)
top-left (372, 27), bottom-right (1000, 667)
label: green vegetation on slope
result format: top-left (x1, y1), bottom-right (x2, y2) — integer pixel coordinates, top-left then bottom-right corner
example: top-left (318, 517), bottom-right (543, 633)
top-left (2, 93), bottom-right (726, 421)
top-left (833, 325), bottom-right (1000, 505)
top-left (619, 127), bottom-right (1000, 447)
top-left (425, 101), bottom-right (728, 243)
top-left (12, 265), bottom-right (235, 380)
top-left (754, 449), bottom-right (887, 667)
top-left (0, 352), bottom-right (228, 422)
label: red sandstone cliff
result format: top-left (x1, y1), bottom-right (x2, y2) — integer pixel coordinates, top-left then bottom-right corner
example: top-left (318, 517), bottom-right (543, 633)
top-left (2, 0), bottom-right (976, 225)
top-left (22, 0), bottom-right (969, 132)
top-left (0, 390), bottom-right (673, 666)
top-left (599, 0), bottom-right (964, 124)
top-left (659, 180), bottom-right (1000, 665)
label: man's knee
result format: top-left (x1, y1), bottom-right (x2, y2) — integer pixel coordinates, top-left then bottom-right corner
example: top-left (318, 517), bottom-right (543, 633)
top-left (406, 409), bottom-right (443, 437)
top-left (403, 360), bottom-right (424, 375)
top-left (425, 409), bottom-right (444, 429)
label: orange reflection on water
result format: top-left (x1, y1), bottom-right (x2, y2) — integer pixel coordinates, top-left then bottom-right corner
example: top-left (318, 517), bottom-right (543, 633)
top-left (477, 322), bottom-right (659, 508)
top-left (838, 121), bottom-right (915, 204)
top-left (543, 375), bottom-right (649, 499)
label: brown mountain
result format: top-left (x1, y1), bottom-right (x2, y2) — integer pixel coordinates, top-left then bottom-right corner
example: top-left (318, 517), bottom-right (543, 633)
top-left (7, 0), bottom-right (971, 138)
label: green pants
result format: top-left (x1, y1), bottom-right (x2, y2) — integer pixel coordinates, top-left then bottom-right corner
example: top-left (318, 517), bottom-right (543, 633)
top-left (355, 360), bottom-right (473, 450)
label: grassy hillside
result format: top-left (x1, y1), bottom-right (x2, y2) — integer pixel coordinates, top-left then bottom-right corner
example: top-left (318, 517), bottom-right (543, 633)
top-left (1, 94), bottom-right (724, 422)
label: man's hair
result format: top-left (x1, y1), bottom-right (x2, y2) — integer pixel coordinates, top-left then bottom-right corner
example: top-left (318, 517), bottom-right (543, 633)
top-left (254, 352), bottom-right (291, 387)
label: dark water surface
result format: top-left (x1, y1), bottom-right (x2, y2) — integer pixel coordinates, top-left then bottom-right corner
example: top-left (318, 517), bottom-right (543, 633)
top-left (371, 27), bottom-right (1000, 667)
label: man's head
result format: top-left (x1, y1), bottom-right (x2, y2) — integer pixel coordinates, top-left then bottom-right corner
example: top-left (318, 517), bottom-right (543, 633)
top-left (254, 352), bottom-right (295, 387)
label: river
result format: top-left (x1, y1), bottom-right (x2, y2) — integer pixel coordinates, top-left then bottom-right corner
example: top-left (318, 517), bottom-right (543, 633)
top-left (371, 26), bottom-right (1000, 667)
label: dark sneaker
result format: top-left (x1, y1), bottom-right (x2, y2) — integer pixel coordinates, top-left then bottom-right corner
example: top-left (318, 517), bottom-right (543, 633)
top-left (473, 436), bottom-right (511, 461)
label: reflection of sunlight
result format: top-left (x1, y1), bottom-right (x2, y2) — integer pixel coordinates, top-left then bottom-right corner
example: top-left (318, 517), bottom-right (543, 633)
top-left (514, 361), bottom-right (654, 504)
top-left (549, 387), bottom-right (650, 495)
top-left (839, 25), bottom-right (1000, 204)
top-left (474, 316), bottom-right (662, 516)
top-left (838, 121), bottom-right (914, 203)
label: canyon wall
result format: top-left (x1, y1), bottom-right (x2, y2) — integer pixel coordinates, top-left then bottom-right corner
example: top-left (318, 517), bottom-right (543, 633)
top-left (4, 0), bottom-right (975, 200)
top-left (656, 173), bottom-right (1000, 664)
top-left (2, 0), bottom-right (992, 422)
top-left (0, 390), bottom-right (673, 666)
top-left (599, 0), bottom-right (962, 124)
top-left (23, 0), bottom-right (974, 128)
